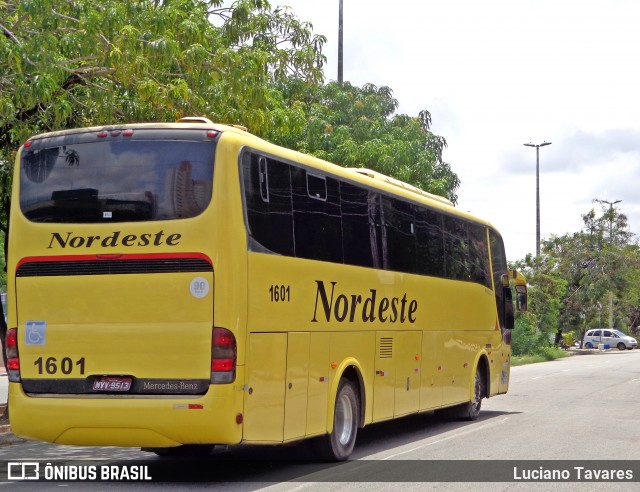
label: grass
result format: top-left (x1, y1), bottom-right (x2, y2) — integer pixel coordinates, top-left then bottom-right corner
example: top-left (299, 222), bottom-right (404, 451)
top-left (511, 347), bottom-right (571, 366)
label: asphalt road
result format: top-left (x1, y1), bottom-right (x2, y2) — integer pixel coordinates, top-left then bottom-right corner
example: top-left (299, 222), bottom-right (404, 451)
top-left (0, 349), bottom-right (639, 491)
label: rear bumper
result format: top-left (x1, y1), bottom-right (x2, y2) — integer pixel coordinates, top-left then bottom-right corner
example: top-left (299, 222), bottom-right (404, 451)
top-left (8, 371), bottom-right (245, 448)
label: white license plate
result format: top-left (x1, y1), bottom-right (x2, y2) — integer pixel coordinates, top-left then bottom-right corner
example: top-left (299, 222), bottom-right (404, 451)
top-left (92, 377), bottom-right (132, 392)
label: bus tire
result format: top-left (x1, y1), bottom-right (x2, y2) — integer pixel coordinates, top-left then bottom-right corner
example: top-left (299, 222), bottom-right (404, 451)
top-left (467, 365), bottom-right (485, 420)
top-left (316, 378), bottom-right (359, 461)
top-left (437, 365), bottom-right (485, 421)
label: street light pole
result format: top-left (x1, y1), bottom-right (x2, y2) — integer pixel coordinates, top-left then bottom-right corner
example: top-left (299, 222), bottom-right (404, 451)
top-left (524, 141), bottom-right (552, 257)
top-left (594, 198), bottom-right (621, 330)
top-left (594, 198), bottom-right (622, 246)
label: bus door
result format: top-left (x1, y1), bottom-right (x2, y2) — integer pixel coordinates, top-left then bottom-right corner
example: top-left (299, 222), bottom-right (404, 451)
top-left (394, 331), bottom-right (422, 417)
top-left (420, 331), bottom-right (444, 411)
top-left (244, 331), bottom-right (329, 442)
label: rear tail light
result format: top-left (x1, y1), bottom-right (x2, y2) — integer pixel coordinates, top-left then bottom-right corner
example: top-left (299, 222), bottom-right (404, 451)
top-left (211, 328), bottom-right (236, 384)
top-left (6, 328), bottom-right (20, 382)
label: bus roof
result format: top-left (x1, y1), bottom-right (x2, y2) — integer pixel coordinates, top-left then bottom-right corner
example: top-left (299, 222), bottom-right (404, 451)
top-left (21, 118), bottom-right (497, 232)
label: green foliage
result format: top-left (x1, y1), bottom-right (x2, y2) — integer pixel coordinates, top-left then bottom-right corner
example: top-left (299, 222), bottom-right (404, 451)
top-left (0, 0), bottom-right (326, 141)
top-left (545, 204), bottom-right (640, 338)
top-left (562, 330), bottom-right (576, 347)
top-left (513, 202), bottom-right (640, 355)
top-left (511, 311), bottom-right (551, 356)
top-left (268, 81), bottom-right (460, 204)
top-left (511, 254), bottom-right (567, 345)
top-left (512, 347), bottom-right (569, 366)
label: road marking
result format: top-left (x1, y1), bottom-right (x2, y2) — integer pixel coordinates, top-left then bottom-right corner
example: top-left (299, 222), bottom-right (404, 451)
top-left (380, 417), bottom-right (511, 460)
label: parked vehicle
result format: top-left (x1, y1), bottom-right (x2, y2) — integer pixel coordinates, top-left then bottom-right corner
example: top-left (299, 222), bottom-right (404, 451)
top-left (583, 329), bottom-right (638, 350)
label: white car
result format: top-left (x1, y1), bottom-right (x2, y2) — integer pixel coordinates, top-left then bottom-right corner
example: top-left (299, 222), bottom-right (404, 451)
top-left (583, 329), bottom-right (638, 350)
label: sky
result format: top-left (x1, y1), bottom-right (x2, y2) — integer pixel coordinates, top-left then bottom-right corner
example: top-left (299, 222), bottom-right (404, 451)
top-left (270, 0), bottom-right (640, 261)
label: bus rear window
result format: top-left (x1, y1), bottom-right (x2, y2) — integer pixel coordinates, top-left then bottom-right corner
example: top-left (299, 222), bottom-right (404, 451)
top-left (19, 134), bottom-right (215, 223)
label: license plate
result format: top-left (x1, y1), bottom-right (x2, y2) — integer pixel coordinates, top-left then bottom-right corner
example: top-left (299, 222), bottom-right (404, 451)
top-left (92, 377), bottom-right (132, 392)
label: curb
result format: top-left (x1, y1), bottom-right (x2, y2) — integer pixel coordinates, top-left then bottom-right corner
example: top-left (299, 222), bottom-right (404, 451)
top-left (566, 348), bottom-right (621, 355)
top-left (0, 403), bottom-right (10, 434)
top-left (0, 404), bottom-right (21, 444)
top-left (0, 432), bottom-right (23, 445)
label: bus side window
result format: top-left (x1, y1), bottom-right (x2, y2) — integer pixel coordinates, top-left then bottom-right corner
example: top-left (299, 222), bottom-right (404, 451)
top-left (504, 282), bottom-right (515, 330)
top-left (382, 196), bottom-right (416, 274)
top-left (306, 173), bottom-right (327, 201)
top-left (490, 229), bottom-right (513, 330)
top-left (415, 207), bottom-right (445, 277)
top-left (243, 153), bottom-right (294, 256)
top-left (291, 168), bottom-right (343, 263)
top-left (258, 156), bottom-right (269, 203)
top-left (340, 182), bottom-right (379, 269)
top-left (515, 285), bottom-right (528, 312)
top-left (468, 225), bottom-right (491, 288)
top-left (443, 216), bottom-right (469, 281)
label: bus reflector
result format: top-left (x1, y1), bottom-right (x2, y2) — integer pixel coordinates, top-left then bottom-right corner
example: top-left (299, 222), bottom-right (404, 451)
top-left (212, 359), bottom-right (234, 371)
top-left (211, 328), bottom-right (236, 384)
top-left (6, 328), bottom-right (20, 382)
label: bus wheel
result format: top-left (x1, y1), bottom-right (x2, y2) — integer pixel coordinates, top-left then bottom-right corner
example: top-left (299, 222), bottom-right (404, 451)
top-left (468, 366), bottom-right (485, 420)
top-left (316, 378), bottom-right (359, 461)
top-left (437, 366), bottom-right (485, 421)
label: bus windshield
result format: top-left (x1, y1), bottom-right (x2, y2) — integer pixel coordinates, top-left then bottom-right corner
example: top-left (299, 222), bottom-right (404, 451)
top-left (19, 130), bottom-right (215, 223)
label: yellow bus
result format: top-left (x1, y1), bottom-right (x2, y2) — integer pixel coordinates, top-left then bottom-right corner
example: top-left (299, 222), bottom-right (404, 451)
top-left (6, 117), bottom-right (527, 460)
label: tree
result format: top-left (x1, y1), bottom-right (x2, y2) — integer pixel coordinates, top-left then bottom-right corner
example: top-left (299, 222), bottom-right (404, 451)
top-left (0, 0), bottom-right (325, 143)
top-left (516, 202), bottom-right (640, 351)
top-left (268, 81), bottom-right (460, 204)
top-left (0, 0), bottom-right (326, 230)
top-left (511, 254), bottom-right (567, 351)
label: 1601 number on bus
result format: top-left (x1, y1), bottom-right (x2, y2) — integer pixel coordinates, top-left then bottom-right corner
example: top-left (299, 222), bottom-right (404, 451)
top-left (269, 284), bottom-right (290, 302)
top-left (34, 356), bottom-right (86, 375)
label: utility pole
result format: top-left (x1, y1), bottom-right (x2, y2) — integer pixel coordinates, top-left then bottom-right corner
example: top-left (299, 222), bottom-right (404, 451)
top-left (338, 0), bottom-right (344, 83)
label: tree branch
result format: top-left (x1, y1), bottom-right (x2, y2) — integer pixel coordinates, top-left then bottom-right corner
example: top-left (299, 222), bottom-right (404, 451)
top-left (51, 8), bottom-right (80, 23)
